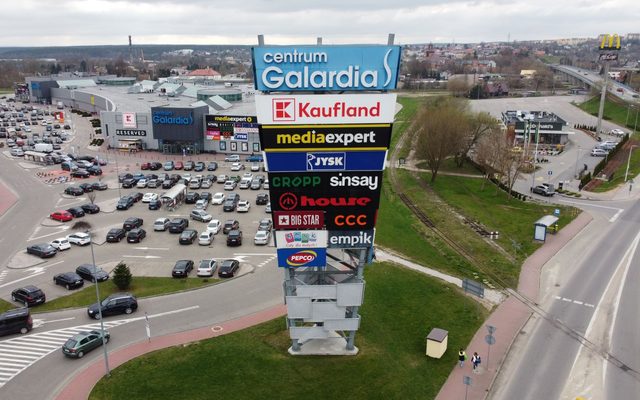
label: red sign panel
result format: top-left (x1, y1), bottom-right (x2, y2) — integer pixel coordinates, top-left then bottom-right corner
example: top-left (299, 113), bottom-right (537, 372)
top-left (273, 211), bottom-right (325, 230)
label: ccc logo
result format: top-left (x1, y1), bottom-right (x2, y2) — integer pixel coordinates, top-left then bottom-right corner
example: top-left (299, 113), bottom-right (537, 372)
top-left (334, 215), bottom-right (367, 227)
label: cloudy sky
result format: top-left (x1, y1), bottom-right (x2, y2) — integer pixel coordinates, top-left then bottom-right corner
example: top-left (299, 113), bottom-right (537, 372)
top-left (0, 0), bottom-right (637, 46)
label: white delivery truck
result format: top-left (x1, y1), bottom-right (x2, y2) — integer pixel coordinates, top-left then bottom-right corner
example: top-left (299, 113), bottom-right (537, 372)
top-left (34, 143), bottom-right (53, 153)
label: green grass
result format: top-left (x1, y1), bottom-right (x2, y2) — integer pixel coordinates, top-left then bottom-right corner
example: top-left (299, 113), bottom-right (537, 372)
top-left (391, 96), bottom-right (427, 160)
top-left (415, 158), bottom-right (484, 176)
top-left (591, 146), bottom-right (640, 192)
top-left (0, 88), bottom-right (12, 94)
top-left (33, 277), bottom-right (218, 313)
top-left (577, 96), bottom-right (640, 133)
top-left (0, 299), bottom-right (14, 313)
top-left (90, 262), bottom-right (487, 400)
top-left (538, 55), bottom-right (561, 64)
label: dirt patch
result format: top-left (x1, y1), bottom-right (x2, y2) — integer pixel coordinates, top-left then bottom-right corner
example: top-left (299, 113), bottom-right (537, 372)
top-left (585, 139), bottom-right (639, 191)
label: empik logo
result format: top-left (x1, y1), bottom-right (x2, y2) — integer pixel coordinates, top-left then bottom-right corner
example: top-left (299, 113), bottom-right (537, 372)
top-left (286, 250), bottom-right (318, 267)
top-left (272, 98), bottom-right (295, 121)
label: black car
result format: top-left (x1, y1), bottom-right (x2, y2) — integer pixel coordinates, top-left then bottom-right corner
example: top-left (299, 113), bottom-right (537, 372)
top-left (223, 219), bottom-right (240, 234)
top-left (185, 192), bottom-right (200, 204)
top-left (53, 272), bottom-right (84, 290)
top-left (123, 217), bottom-right (143, 231)
top-left (194, 162), bottom-right (205, 172)
top-left (226, 230), bottom-right (243, 246)
top-left (179, 229), bottom-right (198, 245)
top-left (161, 179), bottom-right (174, 189)
top-left (106, 228), bottom-right (126, 243)
top-left (172, 260), bottom-right (194, 278)
top-left (91, 181), bottom-right (108, 191)
top-left (116, 196), bottom-right (134, 210)
top-left (11, 285), bottom-right (46, 307)
top-left (148, 199), bottom-right (162, 210)
top-left (27, 243), bottom-right (57, 258)
top-left (81, 203), bottom-right (100, 214)
top-left (122, 178), bottom-right (136, 188)
top-left (87, 166), bottom-right (102, 176)
top-left (76, 264), bottom-right (109, 283)
top-left (218, 259), bottom-right (240, 278)
top-left (184, 161), bottom-right (195, 171)
top-left (207, 161), bottom-right (218, 171)
top-left (131, 192), bottom-right (143, 203)
top-left (256, 193), bottom-right (269, 205)
top-left (87, 293), bottom-right (138, 319)
top-left (223, 199), bottom-right (237, 212)
top-left (78, 183), bottom-right (94, 193)
top-left (199, 192), bottom-right (212, 203)
top-left (64, 186), bottom-right (84, 196)
top-left (0, 309), bottom-right (33, 337)
top-left (71, 170), bottom-right (90, 179)
top-left (127, 228), bottom-right (146, 243)
top-left (118, 173), bottom-right (133, 183)
top-left (168, 218), bottom-right (189, 233)
top-left (66, 207), bottom-right (85, 218)
top-left (149, 162), bottom-right (162, 170)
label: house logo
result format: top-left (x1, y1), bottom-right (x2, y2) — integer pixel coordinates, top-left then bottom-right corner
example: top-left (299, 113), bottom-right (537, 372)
top-left (273, 98), bottom-right (295, 122)
top-left (279, 192), bottom-right (298, 210)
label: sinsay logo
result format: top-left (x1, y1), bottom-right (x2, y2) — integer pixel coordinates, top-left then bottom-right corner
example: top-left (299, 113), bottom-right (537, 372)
top-left (306, 152), bottom-right (345, 171)
top-left (272, 98), bottom-right (295, 121)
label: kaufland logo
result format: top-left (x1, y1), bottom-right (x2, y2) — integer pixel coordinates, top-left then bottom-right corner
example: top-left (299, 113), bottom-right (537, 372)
top-left (272, 98), bottom-right (381, 122)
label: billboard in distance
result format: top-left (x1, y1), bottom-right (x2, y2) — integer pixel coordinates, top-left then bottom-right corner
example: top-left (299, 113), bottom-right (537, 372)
top-left (205, 115), bottom-right (258, 141)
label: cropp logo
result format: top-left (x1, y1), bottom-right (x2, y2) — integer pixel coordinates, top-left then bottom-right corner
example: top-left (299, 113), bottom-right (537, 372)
top-left (286, 250), bottom-right (318, 267)
top-left (273, 98), bottom-right (295, 121)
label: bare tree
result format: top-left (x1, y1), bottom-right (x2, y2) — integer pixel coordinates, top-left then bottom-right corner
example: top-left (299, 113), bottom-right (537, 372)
top-left (415, 98), bottom-right (470, 183)
top-left (87, 191), bottom-right (96, 205)
top-left (447, 78), bottom-right (471, 97)
top-left (475, 128), bottom-right (528, 196)
top-left (455, 112), bottom-right (500, 167)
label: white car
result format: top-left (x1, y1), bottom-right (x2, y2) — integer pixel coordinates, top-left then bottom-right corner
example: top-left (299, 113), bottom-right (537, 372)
top-left (211, 192), bottom-right (226, 205)
top-left (195, 199), bottom-right (209, 210)
top-left (242, 172), bottom-right (253, 180)
top-left (224, 180), bottom-right (237, 190)
top-left (67, 232), bottom-right (91, 246)
top-left (217, 174), bottom-right (227, 183)
top-left (230, 163), bottom-right (244, 171)
top-left (224, 154), bottom-right (240, 162)
top-left (265, 202), bottom-right (271, 213)
top-left (198, 231), bottom-right (214, 246)
top-left (136, 178), bottom-right (148, 188)
top-left (142, 193), bottom-right (158, 203)
top-left (254, 230), bottom-right (271, 246)
top-left (153, 217), bottom-right (170, 231)
top-left (263, 180), bottom-right (269, 190)
top-left (10, 148), bottom-right (24, 157)
top-left (197, 259), bottom-right (218, 277)
top-left (50, 237), bottom-right (71, 251)
top-left (250, 163), bottom-right (260, 172)
top-left (610, 128), bottom-right (626, 137)
top-left (206, 219), bottom-right (221, 234)
top-left (237, 200), bottom-right (251, 213)
top-left (591, 148), bottom-right (609, 157)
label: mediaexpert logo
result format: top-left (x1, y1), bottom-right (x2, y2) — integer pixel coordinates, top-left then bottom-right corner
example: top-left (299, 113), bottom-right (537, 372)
top-left (287, 250), bottom-right (318, 267)
top-left (306, 152), bottom-right (345, 171)
top-left (273, 98), bottom-right (295, 122)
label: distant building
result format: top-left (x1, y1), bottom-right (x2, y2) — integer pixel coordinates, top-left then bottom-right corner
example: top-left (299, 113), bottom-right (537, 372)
top-left (501, 110), bottom-right (573, 145)
top-left (520, 70), bottom-right (537, 79)
top-left (187, 67), bottom-right (221, 80)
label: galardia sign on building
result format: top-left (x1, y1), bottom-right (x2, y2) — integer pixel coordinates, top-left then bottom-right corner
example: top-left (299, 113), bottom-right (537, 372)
top-left (251, 45), bottom-right (401, 92)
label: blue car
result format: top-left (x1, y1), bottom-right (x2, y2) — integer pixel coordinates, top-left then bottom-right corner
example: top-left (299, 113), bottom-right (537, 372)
top-left (245, 154), bottom-right (263, 162)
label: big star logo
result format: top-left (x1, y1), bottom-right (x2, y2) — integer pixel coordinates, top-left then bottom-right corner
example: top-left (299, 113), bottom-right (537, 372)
top-left (272, 98), bottom-right (295, 121)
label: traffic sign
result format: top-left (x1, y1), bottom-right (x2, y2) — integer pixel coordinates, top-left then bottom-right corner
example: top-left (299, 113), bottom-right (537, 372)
top-left (485, 334), bottom-right (496, 345)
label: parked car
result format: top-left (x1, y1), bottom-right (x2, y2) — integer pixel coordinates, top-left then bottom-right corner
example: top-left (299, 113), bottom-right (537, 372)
top-left (71, 170), bottom-right (90, 179)
top-left (78, 183), bottom-right (94, 193)
top-left (50, 237), bottom-right (71, 251)
top-left (250, 163), bottom-right (260, 172)
top-left (198, 231), bottom-right (214, 245)
top-left (190, 209), bottom-right (213, 223)
top-left (258, 218), bottom-right (273, 232)
top-left (163, 161), bottom-right (174, 171)
top-left (207, 161), bottom-right (218, 171)
top-left (127, 228), bottom-right (146, 243)
top-left (207, 219), bottom-right (222, 234)
top-left (62, 329), bottom-right (110, 358)
top-left (195, 199), bottom-right (209, 210)
top-left (254, 230), bottom-right (271, 246)
top-left (184, 161), bottom-right (195, 171)
top-left (26, 243), bottom-right (57, 258)
top-left (246, 154), bottom-right (263, 162)
top-left (81, 203), bottom-right (100, 214)
top-left (194, 162), bottom-right (205, 172)
top-left (237, 200), bottom-right (251, 213)
top-left (226, 230), bottom-right (243, 246)
top-left (224, 154), bottom-right (240, 162)
top-left (142, 193), bottom-right (159, 203)
top-left (11, 285), bottom-right (46, 307)
top-left (67, 232), bottom-right (91, 246)
top-left (196, 259), bottom-right (218, 277)
top-left (87, 293), bottom-right (137, 319)
top-left (218, 259), bottom-right (240, 278)
top-left (265, 202), bottom-right (271, 213)
top-left (230, 162), bottom-right (244, 171)
top-left (149, 162), bottom-right (162, 170)
top-left (50, 210), bottom-right (73, 222)
top-left (131, 192), bottom-right (143, 202)
top-left (172, 260), bottom-right (194, 278)
top-left (256, 193), bottom-right (269, 205)
top-left (53, 272), bottom-right (84, 290)
top-left (76, 264), bottom-right (109, 282)
top-left (117, 196), bottom-right (135, 210)
top-left (106, 228), bottom-right (126, 243)
top-left (64, 186), bottom-right (84, 196)
top-left (66, 207), bottom-right (85, 218)
top-left (174, 161), bottom-right (184, 170)
top-left (87, 166), bottom-right (102, 176)
top-left (591, 148), bottom-right (609, 157)
top-left (223, 219), bottom-right (240, 234)
top-left (148, 199), bottom-right (162, 210)
top-left (179, 229), bottom-right (198, 245)
top-left (211, 192), bottom-right (226, 205)
top-left (185, 192), bottom-right (200, 204)
top-left (0, 308), bottom-right (33, 336)
top-left (168, 218), bottom-right (189, 233)
top-left (153, 217), bottom-right (170, 231)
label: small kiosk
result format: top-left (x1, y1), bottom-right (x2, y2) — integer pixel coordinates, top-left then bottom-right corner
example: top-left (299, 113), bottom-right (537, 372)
top-left (534, 215), bottom-right (559, 242)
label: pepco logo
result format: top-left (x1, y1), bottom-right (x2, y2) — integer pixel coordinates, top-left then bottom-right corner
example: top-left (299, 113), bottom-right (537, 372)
top-left (287, 250), bottom-right (318, 267)
top-left (273, 98), bottom-right (295, 121)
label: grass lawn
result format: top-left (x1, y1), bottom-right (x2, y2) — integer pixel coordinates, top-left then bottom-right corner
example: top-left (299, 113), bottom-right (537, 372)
top-left (392, 96), bottom-right (428, 160)
top-left (577, 96), bottom-right (640, 133)
top-left (90, 262), bottom-right (487, 400)
top-left (591, 145), bottom-right (640, 192)
top-left (415, 158), bottom-right (484, 176)
top-left (0, 299), bottom-right (14, 313)
top-left (32, 277), bottom-right (218, 314)
top-left (0, 88), bottom-right (12, 94)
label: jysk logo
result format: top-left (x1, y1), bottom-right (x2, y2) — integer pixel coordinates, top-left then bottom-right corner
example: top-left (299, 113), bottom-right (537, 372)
top-left (273, 98), bottom-right (295, 121)
top-left (306, 152), bottom-right (345, 171)
top-left (152, 111), bottom-right (193, 125)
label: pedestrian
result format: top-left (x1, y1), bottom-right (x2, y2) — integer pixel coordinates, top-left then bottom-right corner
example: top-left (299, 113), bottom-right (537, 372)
top-left (458, 349), bottom-right (467, 367)
top-left (472, 352), bottom-right (481, 370)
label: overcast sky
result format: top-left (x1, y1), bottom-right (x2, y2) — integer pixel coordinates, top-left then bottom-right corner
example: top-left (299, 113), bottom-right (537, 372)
top-left (0, 0), bottom-right (637, 47)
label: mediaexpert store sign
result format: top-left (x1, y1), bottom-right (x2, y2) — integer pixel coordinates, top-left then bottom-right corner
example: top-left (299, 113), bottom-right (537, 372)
top-left (252, 45), bottom-right (401, 92)
top-left (260, 124), bottom-right (392, 151)
top-left (255, 93), bottom-right (397, 125)
top-left (265, 150), bottom-right (387, 173)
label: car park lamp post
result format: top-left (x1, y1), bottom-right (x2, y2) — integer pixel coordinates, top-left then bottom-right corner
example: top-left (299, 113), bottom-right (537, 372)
top-left (573, 147), bottom-right (582, 179)
top-left (624, 145), bottom-right (637, 182)
top-left (87, 230), bottom-right (111, 377)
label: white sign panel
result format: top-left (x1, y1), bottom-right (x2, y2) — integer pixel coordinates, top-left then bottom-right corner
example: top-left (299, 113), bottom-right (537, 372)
top-left (122, 112), bottom-right (137, 129)
top-left (255, 93), bottom-right (397, 125)
top-left (275, 230), bottom-right (328, 249)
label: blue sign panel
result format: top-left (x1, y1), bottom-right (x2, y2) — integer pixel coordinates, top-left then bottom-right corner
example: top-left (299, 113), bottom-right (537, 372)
top-left (277, 248), bottom-right (327, 268)
top-left (265, 150), bottom-right (387, 172)
top-left (252, 45), bottom-right (401, 92)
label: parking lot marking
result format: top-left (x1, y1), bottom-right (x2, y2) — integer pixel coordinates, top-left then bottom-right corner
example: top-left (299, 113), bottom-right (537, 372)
top-left (132, 247), bottom-right (169, 251)
top-left (0, 272), bottom-right (45, 289)
top-left (27, 226), bottom-right (70, 242)
top-left (122, 255), bottom-right (162, 259)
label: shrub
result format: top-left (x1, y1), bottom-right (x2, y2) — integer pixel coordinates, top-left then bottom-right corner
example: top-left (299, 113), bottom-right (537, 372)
top-left (112, 262), bottom-right (132, 290)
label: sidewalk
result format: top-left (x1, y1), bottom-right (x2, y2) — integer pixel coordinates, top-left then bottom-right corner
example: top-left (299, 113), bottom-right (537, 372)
top-left (434, 211), bottom-right (593, 400)
top-left (0, 178), bottom-right (18, 217)
top-left (54, 304), bottom-right (287, 400)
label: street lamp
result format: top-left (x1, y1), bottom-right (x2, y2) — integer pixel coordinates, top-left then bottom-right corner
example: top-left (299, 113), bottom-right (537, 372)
top-left (624, 145), bottom-right (637, 182)
top-left (87, 230), bottom-right (111, 377)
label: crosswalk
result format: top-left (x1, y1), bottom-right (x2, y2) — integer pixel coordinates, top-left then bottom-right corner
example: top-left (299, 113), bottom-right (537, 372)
top-left (0, 319), bottom-right (129, 388)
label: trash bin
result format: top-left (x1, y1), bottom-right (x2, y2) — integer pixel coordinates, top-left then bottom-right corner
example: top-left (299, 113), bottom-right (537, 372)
top-left (558, 182), bottom-right (563, 190)
top-left (426, 328), bottom-right (448, 358)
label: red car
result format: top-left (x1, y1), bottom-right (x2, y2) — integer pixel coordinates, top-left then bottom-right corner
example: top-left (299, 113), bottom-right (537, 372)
top-left (140, 162), bottom-right (151, 170)
top-left (174, 161), bottom-right (184, 170)
top-left (50, 210), bottom-right (73, 222)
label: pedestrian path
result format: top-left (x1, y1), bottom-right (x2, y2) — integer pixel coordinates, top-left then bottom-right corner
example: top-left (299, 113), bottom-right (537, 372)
top-left (0, 319), bottom-right (129, 388)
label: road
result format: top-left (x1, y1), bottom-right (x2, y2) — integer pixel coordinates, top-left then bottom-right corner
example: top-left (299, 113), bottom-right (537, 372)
top-left (489, 197), bottom-right (640, 400)
top-left (551, 64), bottom-right (640, 102)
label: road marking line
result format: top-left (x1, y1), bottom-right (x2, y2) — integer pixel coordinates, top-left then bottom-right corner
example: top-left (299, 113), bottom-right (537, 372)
top-left (573, 300), bottom-right (584, 305)
top-left (28, 226), bottom-right (70, 242)
top-left (0, 272), bottom-right (45, 289)
top-left (584, 303), bottom-right (595, 308)
top-left (39, 317), bottom-right (76, 325)
top-left (610, 209), bottom-right (623, 223)
top-left (562, 297), bottom-right (572, 302)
